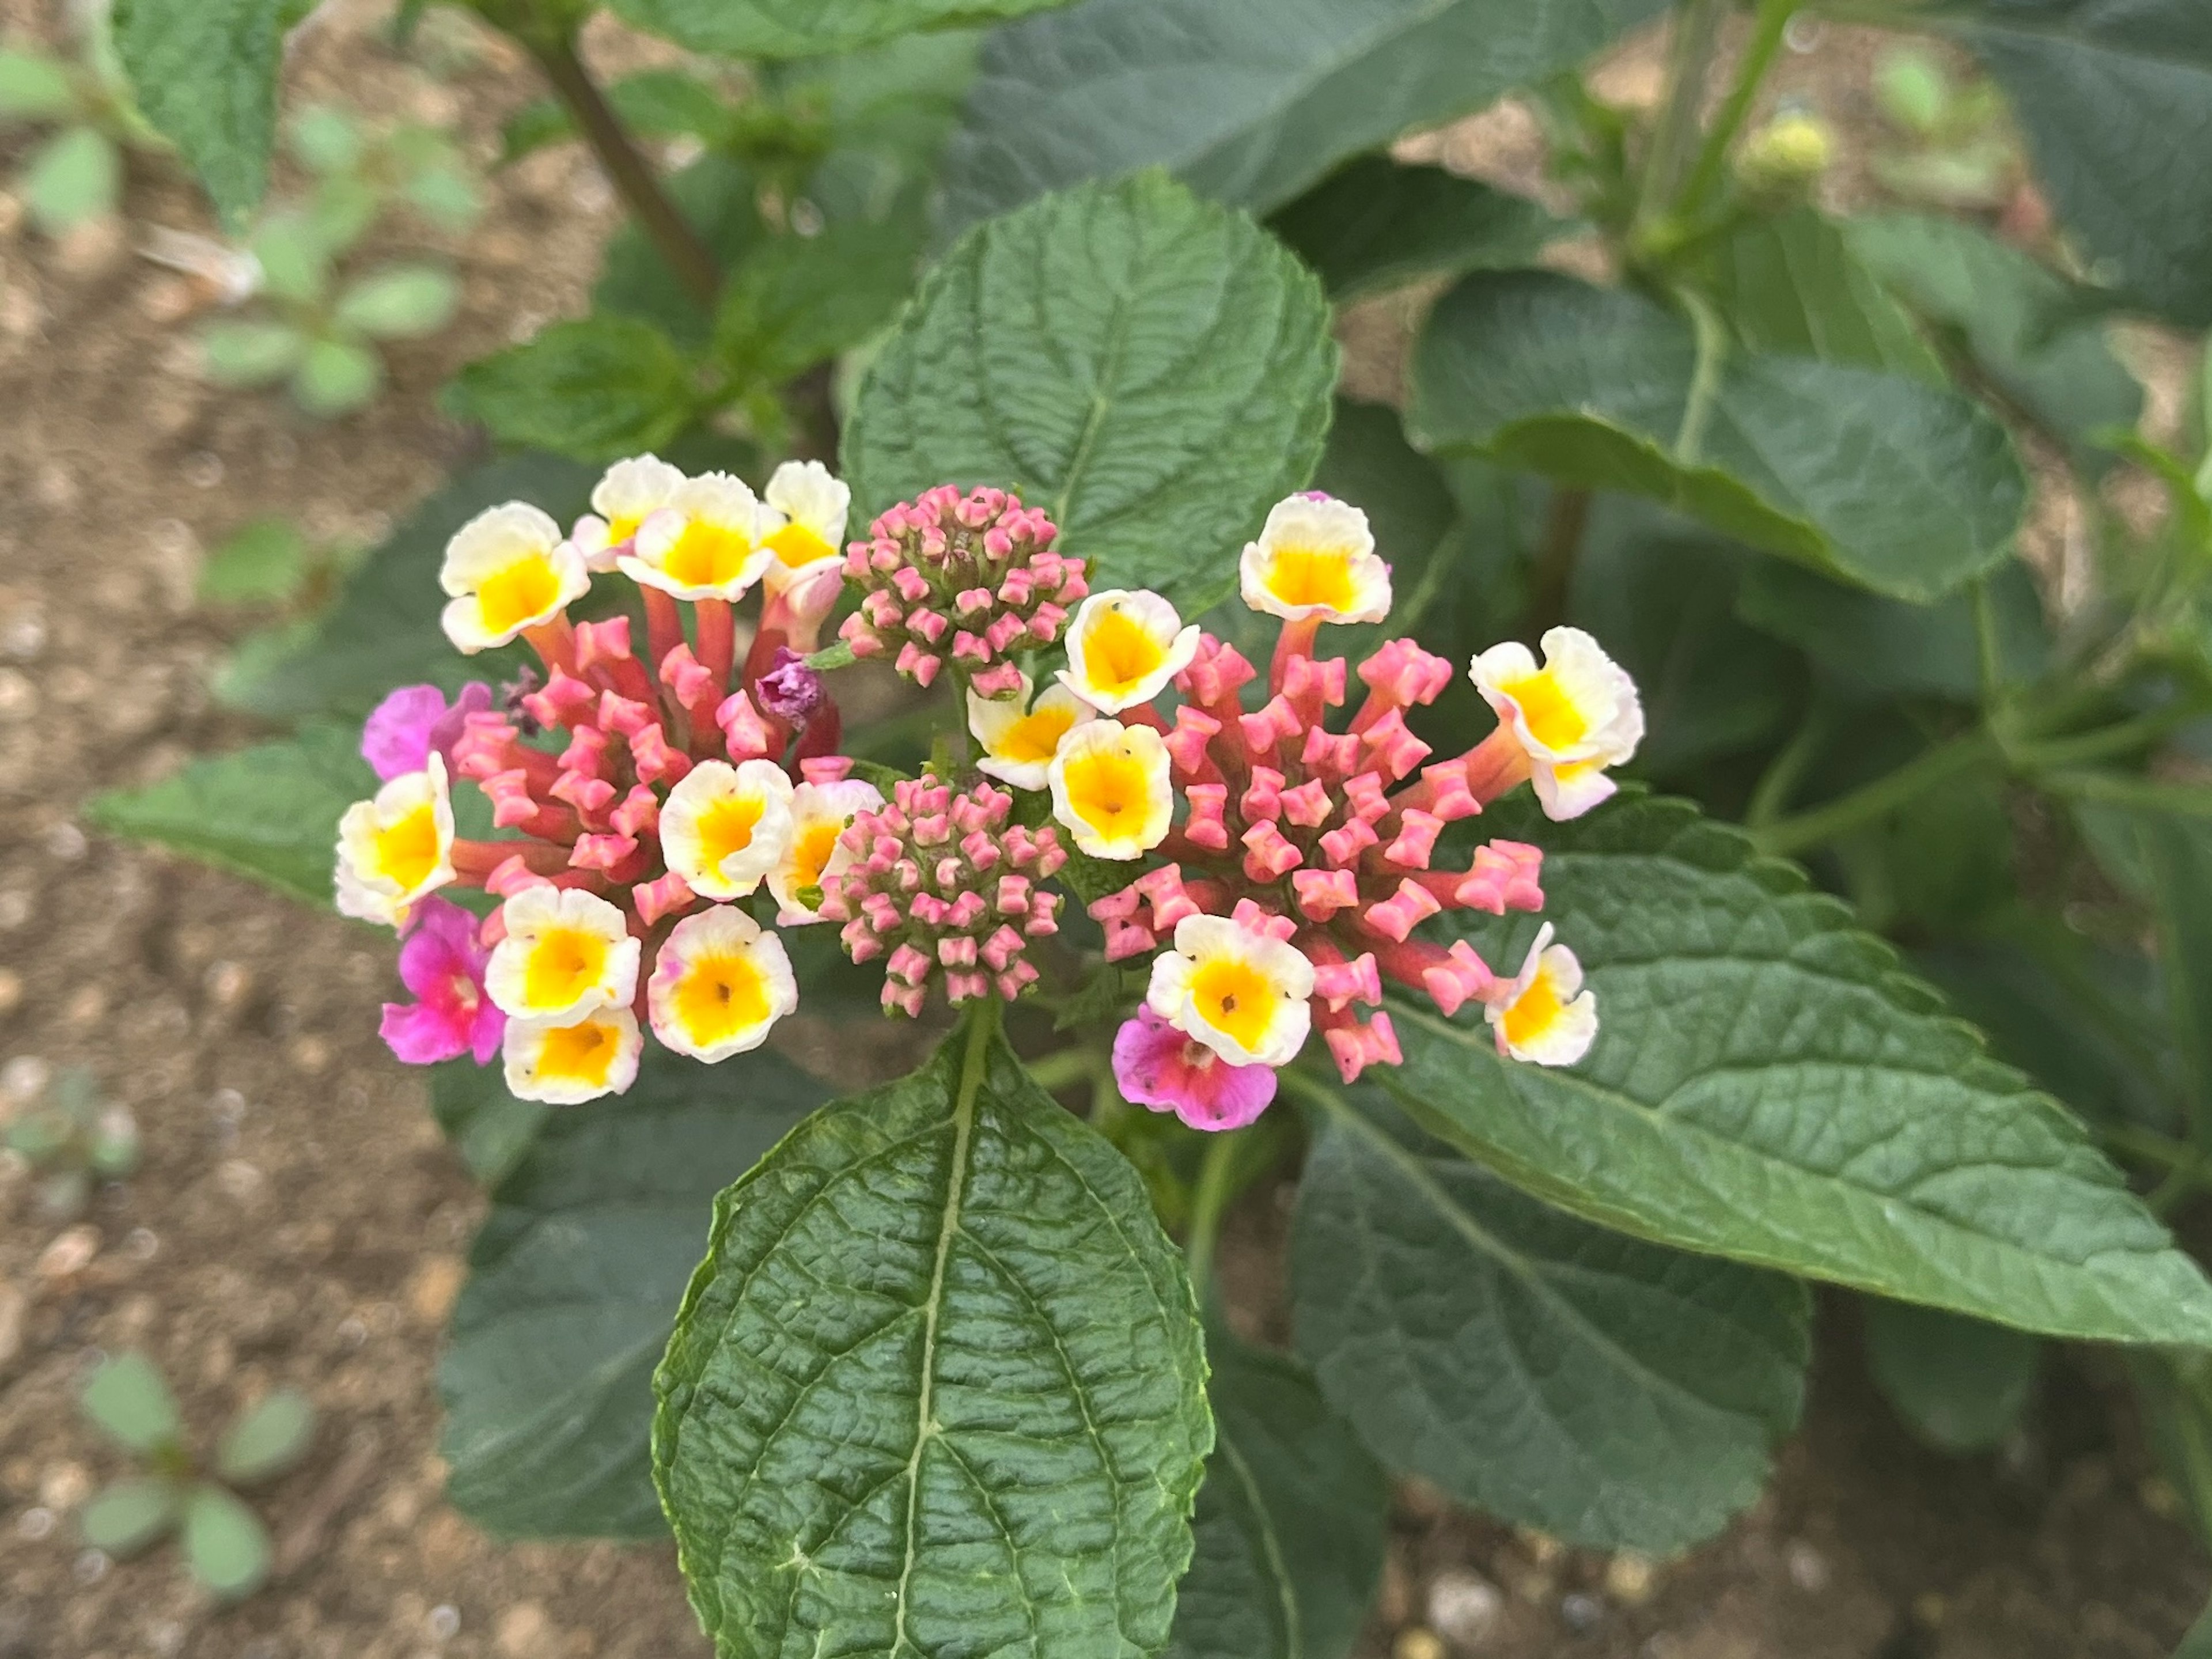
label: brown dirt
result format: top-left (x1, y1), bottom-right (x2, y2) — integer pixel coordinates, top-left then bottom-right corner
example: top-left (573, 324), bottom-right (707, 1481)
top-left (0, 4), bottom-right (2202, 1658)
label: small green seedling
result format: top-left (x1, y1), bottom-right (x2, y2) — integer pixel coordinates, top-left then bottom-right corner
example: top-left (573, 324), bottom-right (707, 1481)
top-left (1870, 44), bottom-right (2021, 211)
top-left (286, 100), bottom-right (483, 244)
top-left (6, 1066), bottom-right (137, 1219)
top-left (79, 1354), bottom-right (315, 1601)
top-left (0, 5), bottom-right (165, 235)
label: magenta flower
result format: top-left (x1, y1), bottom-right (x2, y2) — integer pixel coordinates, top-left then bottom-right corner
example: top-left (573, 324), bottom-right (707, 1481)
top-left (362, 682), bottom-right (494, 781)
top-left (1112, 1005), bottom-right (1277, 1132)
top-left (378, 896), bottom-right (504, 1065)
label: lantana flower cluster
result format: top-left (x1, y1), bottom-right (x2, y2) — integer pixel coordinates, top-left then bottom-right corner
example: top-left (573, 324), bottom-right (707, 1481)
top-left (965, 490), bottom-right (1644, 1132)
top-left (336, 454), bottom-right (885, 1104)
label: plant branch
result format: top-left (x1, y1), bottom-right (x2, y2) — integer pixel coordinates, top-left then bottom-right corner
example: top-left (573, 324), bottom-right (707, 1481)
top-left (1022, 1048), bottom-right (1097, 1093)
top-left (523, 32), bottom-right (719, 308)
top-left (2038, 770), bottom-right (2212, 817)
top-left (1672, 287), bottom-right (1729, 463)
top-left (1182, 1131), bottom-right (1244, 1309)
top-left (1752, 726), bottom-right (1997, 857)
top-left (1525, 487), bottom-right (1591, 636)
top-left (1639, 0), bottom-right (1730, 226)
top-left (1679, 1), bottom-right (1798, 215)
top-left (1744, 702), bottom-right (1832, 828)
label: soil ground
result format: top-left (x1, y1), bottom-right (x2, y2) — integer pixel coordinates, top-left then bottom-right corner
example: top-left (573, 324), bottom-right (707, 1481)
top-left (0, 4), bottom-right (2205, 1658)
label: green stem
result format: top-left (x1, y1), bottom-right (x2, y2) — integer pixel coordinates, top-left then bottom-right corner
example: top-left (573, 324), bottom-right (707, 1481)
top-left (2039, 771), bottom-right (2212, 817)
top-left (2013, 702), bottom-right (2207, 772)
top-left (1525, 487), bottom-right (1591, 636)
top-left (1639, 0), bottom-right (1730, 226)
top-left (1678, 1), bottom-right (1798, 215)
top-left (1752, 727), bottom-right (1996, 857)
top-left (1022, 1048), bottom-right (1097, 1093)
top-left (1182, 1130), bottom-right (1245, 1309)
top-left (1971, 575), bottom-right (2005, 709)
top-left (522, 31), bottom-right (719, 308)
top-left (1673, 287), bottom-right (1729, 463)
top-left (1744, 703), bottom-right (1831, 828)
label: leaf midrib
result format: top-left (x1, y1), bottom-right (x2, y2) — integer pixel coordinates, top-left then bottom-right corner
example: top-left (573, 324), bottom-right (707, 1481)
top-left (1215, 1427), bottom-right (1303, 1659)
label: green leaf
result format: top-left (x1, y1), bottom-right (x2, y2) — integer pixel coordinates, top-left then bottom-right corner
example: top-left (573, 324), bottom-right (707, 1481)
top-left (594, 154), bottom-right (764, 351)
top-left (1166, 1331), bottom-right (1388, 1659)
top-left (1734, 556), bottom-right (2048, 703)
top-left (1291, 1089), bottom-right (1808, 1551)
top-left (334, 264), bottom-right (460, 340)
top-left (428, 1060), bottom-right (551, 1188)
top-left (215, 1389), bottom-right (316, 1486)
top-left (843, 171), bottom-right (1336, 612)
top-left (2182, 1598), bottom-right (2212, 1659)
top-left (199, 517), bottom-right (310, 607)
top-left (652, 1018), bottom-right (1212, 1657)
top-left (1862, 1300), bottom-right (2039, 1455)
top-left (440, 1047), bottom-right (828, 1539)
top-left (2131, 1347), bottom-right (2212, 1547)
top-left (714, 219), bottom-right (922, 388)
top-left (1947, 1), bottom-right (2212, 325)
top-left (292, 338), bottom-right (382, 416)
top-left (1408, 270), bottom-right (2027, 603)
top-left (1377, 793), bottom-right (2212, 1344)
top-left (21, 126), bottom-right (120, 233)
top-left (111, 0), bottom-right (301, 224)
top-left (0, 50), bottom-right (79, 120)
top-left (2105, 809), bottom-right (2212, 1132)
top-left (1695, 207), bottom-right (1943, 380)
top-left (217, 452), bottom-right (596, 722)
top-left (444, 317), bottom-right (696, 463)
top-left (199, 319), bottom-right (307, 387)
top-left (80, 1479), bottom-right (180, 1557)
top-left (610, 0), bottom-right (1065, 59)
top-left (249, 210), bottom-right (332, 304)
top-left (941, 0), bottom-right (1667, 232)
top-left (82, 1354), bottom-right (183, 1453)
top-left (86, 725), bottom-right (374, 907)
top-left (286, 102), bottom-right (361, 173)
top-left (1844, 211), bottom-right (2142, 467)
top-left (181, 1483), bottom-right (271, 1600)
top-left (1267, 156), bottom-right (1560, 302)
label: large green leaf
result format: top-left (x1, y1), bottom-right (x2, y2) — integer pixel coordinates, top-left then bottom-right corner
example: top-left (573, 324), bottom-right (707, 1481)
top-left (1408, 270), bottom-right (2027, 603)
top-left (1943, 0), bottom-right (2212, 326)
top-left (219, 453), bottom-right (596, 722)
top-left (85, 725), bottom-right (372, 907)
top-left (1266, 157), bottom-right (1560, 302)
top-left (1291, 1090), bottom-right (1808, 1551)
top-left (111, 0), bottom-right (304, 223)
top-left (1861, 1299), bottom-right (2039, 1455)
top-left (1695, 208), bottom-right (1942, 380)
top-left (713, 218), bottom-right (923, 388)
top-left (443, 317), bottom-right (699, 463)
top-left (1844, 211), bottom-right (2142, 465)
top-left (940, 0), bottom-right (1667, 232)
top-left (438, 1047), bottom-right (828, 1539)
top-left (1377, 794), bottom-right (2212, 1345)
top-left (611, 0), bottom-right (1064, 59)
top-left (2121, 810), bottom-right (2212, 1135)
top-left (428, 1060), bottom-right (551, 1188)
top-left (653, 1018), bottom-right (1211, 1658)
top-left (1165, 1332), bottom-right (1387, 1659)
top-left (843, 172), bottom-right (1336, 611)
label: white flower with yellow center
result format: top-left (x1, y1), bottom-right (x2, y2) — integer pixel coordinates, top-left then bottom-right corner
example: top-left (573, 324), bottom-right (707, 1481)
top-left (571, 454), bottom-right (687, 572)
top-left (503, 1006), bottom-right (643, 1105)
top-left (661, 759), bottom-right (796, 900)
top-left (768, 777), bottom-right (883, 924)
top-left (484, 887), bottom-right (641, 1024)
top-left (1048, 719), bottom-right (1173, 860)
top-left (1468, 626), bottom-right (1645, 820)
top-left (335, 754), bottom-right (456, 929)
top-left (621, 472), bottom-right (774, 601)
top-left (1057, 589), bottom-right (1200, 713)
top-left (968, 671), bottom-right (1097, 792)
top-left (757, 460), bottom-right (851, 596)
top-left (440, 503), bottom-right (589, 654)
top-left (1485, 923), bottom-right (1598, 1067)
top-left (646, 906), bottom-right (800, 1062)
top-left (1239, 492), bottom-right (1392, 624)
top-left (1147, 914), bottom-right (1315, 1069)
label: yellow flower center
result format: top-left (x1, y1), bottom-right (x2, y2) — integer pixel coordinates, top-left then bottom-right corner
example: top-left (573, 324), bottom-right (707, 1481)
top-left (372, 803), bottom-right (442, 891)
top-left (537, 1018), bottom-right (621, 1085)
top-left (522, 926), bottom-right (611, 1012)
top-left (664, 521), bottom-right (757, 589)
top-left (790, 820), bottom-right (845, 893)
top-left (1501, 970), bottom-right (1565, 1051)
top-left (766, 521), bottom-right (836, 569)
top-left (1499, 671), bottom-right (1588, 752)
top-left (605, 513), bottom-right (645, 547)
top-left (476, 555), bottom-right (562, 636)
top-left (698, 794), bottom-right (767, 870)
top-left (1081, 608), bottom-right (1166, 698)
top-left (1263, 546), bottom-right (1357, 612)
top-left (996, 705), bottom-right (1078, 766)
top-left (1189, 956), bottom-right (1278, 1054)
top-left (673, 951), bottom-right (771, 1047)
top-left (1063, 744), bottom-right (1149, 834)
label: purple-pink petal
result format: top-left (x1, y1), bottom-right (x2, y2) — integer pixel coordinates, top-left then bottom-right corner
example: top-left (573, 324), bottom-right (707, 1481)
top-left (1112, 1007), bottom-right (1277, 1132)
top-left (380, 896), bottom-right (500, 1067)
top-left (362, 685), bottom-right (449, 781)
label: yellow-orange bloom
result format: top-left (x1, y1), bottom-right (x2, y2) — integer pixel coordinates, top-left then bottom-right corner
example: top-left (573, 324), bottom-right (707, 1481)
top-left (646, 906), bottom-right (798, 1062)
top-left (1486, 923), bottom-right (1597, 1066)
top-left (1048, 719), bottom-right (1172, 860)
top-left (335, 754), bottom-right (456, 929)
